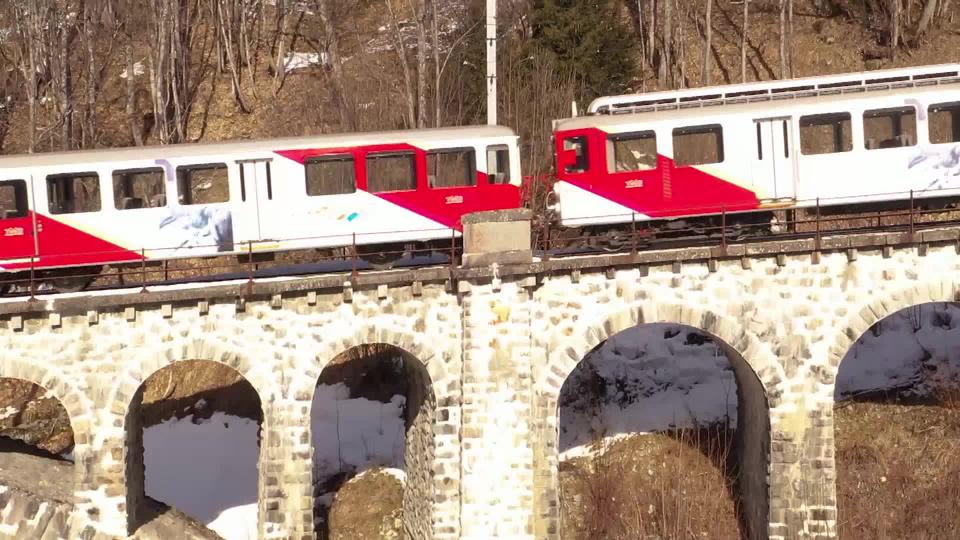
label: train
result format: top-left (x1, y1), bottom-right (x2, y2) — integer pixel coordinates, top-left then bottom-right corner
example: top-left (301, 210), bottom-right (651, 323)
top-left (0, 63), bottom-right (958, 292)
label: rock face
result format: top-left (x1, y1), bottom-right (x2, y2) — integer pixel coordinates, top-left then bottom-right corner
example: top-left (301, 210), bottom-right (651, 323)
top-left (0, 438), bottom-right (220, 540)
top-left (327, 468), bottom-right (404, 540)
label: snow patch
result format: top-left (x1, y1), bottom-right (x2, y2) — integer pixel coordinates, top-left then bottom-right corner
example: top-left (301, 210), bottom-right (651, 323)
top-left (284, 52), bottom-right (327, 73)
top-left (836, 303), bottom-right (960, 399)
top-left (208, 503), bottom-right (258, 540)
top-left (143, 411), bottom-right (259, 539)
top-left (310, 383), bottom-right (406, 479)
top-left (559, 323), bottom-right (737, 451)
top-left (120, 61), bottom-right (145, 79)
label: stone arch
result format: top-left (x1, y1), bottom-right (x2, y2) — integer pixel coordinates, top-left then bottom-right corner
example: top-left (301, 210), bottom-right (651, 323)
top-left (304, 323), bottom-right (456, 540)
top-left (825, 278), bottom-right (960, 538)
top-left (116, 337), bottom-right (270, 536)
top-left (534, 300), bottom-right (781, 540)
top-left (300, 324), bottom-right (445, 404)
top-left (0, 358), bottom-right (93, 450)
top-left (825, 278), bottom-right (960, 378)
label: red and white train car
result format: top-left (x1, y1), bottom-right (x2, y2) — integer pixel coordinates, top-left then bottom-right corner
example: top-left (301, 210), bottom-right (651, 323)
top-left (0, 125), bottom-right (521, 287)
top-left (552, 64), bottom-right (960, 228)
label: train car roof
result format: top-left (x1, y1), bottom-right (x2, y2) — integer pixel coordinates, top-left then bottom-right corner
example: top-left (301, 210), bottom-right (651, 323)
top-left (0, 125), bottom-right (516, 169)
top-left (586, 63), bottom-right (960, 115)
top-left (555, 74), bottom-right (960, 132)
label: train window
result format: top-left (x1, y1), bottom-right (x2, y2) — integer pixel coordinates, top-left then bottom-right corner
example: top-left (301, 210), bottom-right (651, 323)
top-left (46, 172), bottom-right (101, 214)
top-left (366, 152), bottom-right (416, 192)
top-left (563, 136), bottom-right (589, 173)
top-left (487, 145), bottom-right (511, 184)
top-left (607, 131), bottom-right (657, 172)
top-left (427, 149), bottom-right (476, 188)
top-left (0, 180), bottom-right (27, 219)
top-left (929, 102), bottom-right (960, 144)
top-left (176, 163), bottom-right (229, 205)
top-left (864, 106), bottom-right (917, 150)
top-left (799, 112), bottom-right (852, 155)
top-left (113, 168), bottom-right (166, 210)
top-left (672, 124), bottom-right (724, 166)
top-left (305, 155), bottom-right (356, 196)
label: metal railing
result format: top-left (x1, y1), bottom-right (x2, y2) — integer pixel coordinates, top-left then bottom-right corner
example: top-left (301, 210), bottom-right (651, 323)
top-left (4, 187), bottom-right (960, 298)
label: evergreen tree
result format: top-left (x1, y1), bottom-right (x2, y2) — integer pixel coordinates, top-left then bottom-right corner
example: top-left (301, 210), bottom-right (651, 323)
top-left (531, 0), bottom-right (638, 103)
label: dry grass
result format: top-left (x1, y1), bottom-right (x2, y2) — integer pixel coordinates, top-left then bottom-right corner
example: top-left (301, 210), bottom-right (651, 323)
top-left (835, 391), bottom-right (960, 540)
top-left (560, 427), bottom-right (741, 540)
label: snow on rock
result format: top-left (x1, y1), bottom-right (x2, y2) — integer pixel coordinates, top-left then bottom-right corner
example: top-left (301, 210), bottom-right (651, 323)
top-left (559, 323), bottom-right (737, 452)
top-left (208, 503), bottom-right (258, 540)
top-left (143, 411), bottom-right (259, 538)
top-left (836, 302), bottom-right (960, 399)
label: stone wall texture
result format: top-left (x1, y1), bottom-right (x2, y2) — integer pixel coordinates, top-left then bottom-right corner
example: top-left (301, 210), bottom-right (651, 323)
top-left (0, 241), bottom-right (957, 539)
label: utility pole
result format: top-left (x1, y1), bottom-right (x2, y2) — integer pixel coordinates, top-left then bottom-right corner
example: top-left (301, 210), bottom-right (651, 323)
top-left (486, 0), bottom-right (497, 125)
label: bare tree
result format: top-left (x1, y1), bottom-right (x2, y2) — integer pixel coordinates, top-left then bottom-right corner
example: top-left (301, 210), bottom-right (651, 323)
top-left (916, 0), bottom-right (940, 39)
top-left (316, 0), bottom-right (356, 131)
top-left (144, 0), bottom-right (217, 144)
top-left (890, 0), bottom-right (901, 56)
top-left (702, 0), bottom-right (713, 85)
top-left (741, 0), bottom-right (749, 82)
top-left (385, 0), bottom-right (417, 128)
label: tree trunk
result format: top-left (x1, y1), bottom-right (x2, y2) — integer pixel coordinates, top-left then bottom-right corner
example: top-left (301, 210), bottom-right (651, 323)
top-left (741, 0), bottom-right (749, 82)
top-left (125, 39), bottom-right (144, 146)
top-left (385, 0), bottom-right (416, 128)
top-left (82, 0), bottom-right (98, 148)
top-left (57, 9), bottom-right (74, 151)
top-left (318, 0), bottom-right (355, 131)
top-left (702, 0), bottom-right (713, 86)
top-left (415, 0), bottom-right (428, 128)
top-left (891, 0), bottom-right (901, 56)
top-left (779, 0), bottom-right (787, 79)
top-left (787, 0), bottom-right (794, 78)
top-left (432, 0), bottom-right (441, 127)
top-left (916, 0), bottom-right (939, 38)
top-left (662, 0), bottom-right (672, 86)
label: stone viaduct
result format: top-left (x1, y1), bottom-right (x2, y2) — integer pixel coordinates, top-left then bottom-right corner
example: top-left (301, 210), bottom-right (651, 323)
top-left (1, 211), bottom-right (959, 540)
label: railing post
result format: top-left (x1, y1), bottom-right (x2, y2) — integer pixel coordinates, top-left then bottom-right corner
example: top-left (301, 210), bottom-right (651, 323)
top-left (720, 209), bottom-right (727, 256)
top-left (814, 198), bottom-right (821, 252)
top-left (28, 256), bottom-right (36, 302)
top-left (246, 241), bottom-right (254, 296)
top-left (909, 189), bottom-right (915, 242)
top-left (630, 212), bottom-right (637, 256)
top-left (450, 227), bottom-right (457, 270)
top-left (351, 232), bottom-right (358, 282)
top-left (543, 216), bottom-right (551, 262)
top-left (140, 248), bottom-right (148, 293)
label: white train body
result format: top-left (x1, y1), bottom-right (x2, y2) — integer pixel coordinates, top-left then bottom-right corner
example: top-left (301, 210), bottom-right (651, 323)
top-left (552, 64), bottom-right (960, 227)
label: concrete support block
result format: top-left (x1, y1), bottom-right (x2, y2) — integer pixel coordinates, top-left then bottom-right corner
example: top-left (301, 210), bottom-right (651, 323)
top-left (461, 209), bottom-right (533, 267)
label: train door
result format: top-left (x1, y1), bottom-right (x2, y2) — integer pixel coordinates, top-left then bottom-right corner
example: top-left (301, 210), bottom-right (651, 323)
top-left (0, 178), bottom-right (36, 264)
top-left (751, 117), bottom-right (796, 201)
top-left (233, 159), bottom-right (272, 245)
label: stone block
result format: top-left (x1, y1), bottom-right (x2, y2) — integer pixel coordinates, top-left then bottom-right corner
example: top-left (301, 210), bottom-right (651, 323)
top-left (461, 209), bottom-right (533, 268)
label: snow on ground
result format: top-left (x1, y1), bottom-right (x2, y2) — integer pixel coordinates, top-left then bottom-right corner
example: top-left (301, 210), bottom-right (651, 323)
top-left (310, 382), bottom-right (406, 488)
top-left (559, 323), bottom-right (737, 452)
top-left (284, 52), bottom-right (326, 73)
top-left (208, 503), bottom-right (258, 540)
top-left (143, 411), bottom-right (259, 538)
top-left (836, 303), bottom-right (960, 398)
